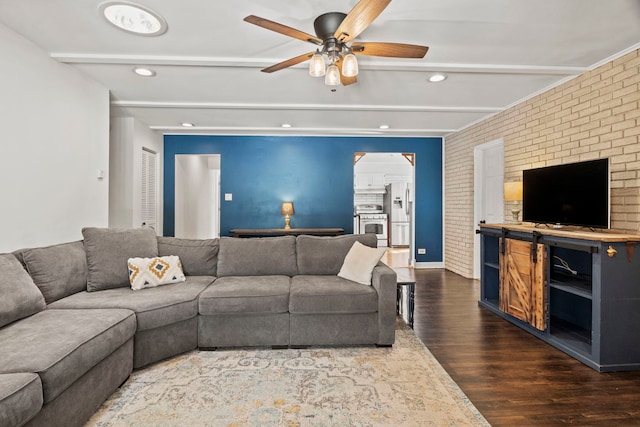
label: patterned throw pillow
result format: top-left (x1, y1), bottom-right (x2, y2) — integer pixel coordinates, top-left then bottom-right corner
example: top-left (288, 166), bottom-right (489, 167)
top-left (127, 256), bottom-right (186, 291)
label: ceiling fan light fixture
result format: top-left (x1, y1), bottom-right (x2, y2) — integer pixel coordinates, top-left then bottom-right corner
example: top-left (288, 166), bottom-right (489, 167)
top-left (325, 63), bottom-right (341, 86)
top-left (99, 1), bottom-right (167, 36)
top-left (341, 53), bottom-right (358, 77)
top-left (309, 53), bottom-right (326, 77)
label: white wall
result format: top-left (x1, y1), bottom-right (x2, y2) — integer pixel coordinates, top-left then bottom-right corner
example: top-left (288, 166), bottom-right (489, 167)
top-left (0, 24), bottom-right (109, 251)
top-left (109, 116), bottom-right (163, 234)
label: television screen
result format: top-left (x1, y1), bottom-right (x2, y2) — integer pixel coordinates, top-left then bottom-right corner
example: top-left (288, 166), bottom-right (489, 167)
top-left (522, 159), bottom-right (609, 228)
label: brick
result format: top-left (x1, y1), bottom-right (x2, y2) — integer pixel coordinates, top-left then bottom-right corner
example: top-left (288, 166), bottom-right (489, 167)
top-left (612, 171), bottom-right (637, 180)
top-left (624, 126), bottom-right (640, 137)
top-left (612, 134), bottom-right (638, 147)
top-left (580, 74), bottom-right (602, 88)
top-left (612, 120), bottom-right (638, 132)
top-left (613, 84), bottom-right (638, 99)
top-left (613, 102), bottom-right (638, 116)
top-left (613, 68), bottom-right (639, 84)
top-left (611, 154), bottom-right (638, 164)
top-left (600, 147), bottom-right (625, 158)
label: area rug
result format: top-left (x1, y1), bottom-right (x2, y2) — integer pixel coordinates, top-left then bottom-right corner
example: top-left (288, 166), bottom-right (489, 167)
top-left (86, 323), bottom-right (489, 427)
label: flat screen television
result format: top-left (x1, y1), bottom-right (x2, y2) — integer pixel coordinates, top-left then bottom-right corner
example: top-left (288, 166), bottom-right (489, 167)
top-left (522, 158), bottom-right (610, 228)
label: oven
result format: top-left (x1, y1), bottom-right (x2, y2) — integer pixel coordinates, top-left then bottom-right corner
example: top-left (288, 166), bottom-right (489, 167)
top-left (355, 204), bottom-right (388, 247)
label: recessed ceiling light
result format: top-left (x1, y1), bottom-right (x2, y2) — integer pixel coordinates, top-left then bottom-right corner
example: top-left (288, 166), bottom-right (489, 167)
top-left (181, 122), bottom-right (194, 127)
top-left (133, 67), bottom-right (155, 77)
top-left (99, 1), bottom-right (168, 36)
top-left (281, 123), bottom-right (292, 128)
top-left (379, 124), bottom-right (390, 130)
top-left (428, 74), bottom-right (447, 83)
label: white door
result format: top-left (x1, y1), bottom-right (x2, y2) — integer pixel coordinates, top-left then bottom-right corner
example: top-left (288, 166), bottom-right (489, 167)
top-left (473, 139), bottom-right (504, 278)
top-left (141, 148), bottom-right (157, 230)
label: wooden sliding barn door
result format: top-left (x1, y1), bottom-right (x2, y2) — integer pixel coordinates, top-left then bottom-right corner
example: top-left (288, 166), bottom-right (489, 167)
top-left (499, 238), bottom-right (547, 331)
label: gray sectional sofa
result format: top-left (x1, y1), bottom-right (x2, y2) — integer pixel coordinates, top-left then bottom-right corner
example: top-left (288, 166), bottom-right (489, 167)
top-left (0, 228), bottom-right (397, 427)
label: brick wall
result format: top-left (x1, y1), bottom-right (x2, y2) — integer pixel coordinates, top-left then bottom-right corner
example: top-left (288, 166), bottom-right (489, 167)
top-left (444, 49), bottom-right (640, 278)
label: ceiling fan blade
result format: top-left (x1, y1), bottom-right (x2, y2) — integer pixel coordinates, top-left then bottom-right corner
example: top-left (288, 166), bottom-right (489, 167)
top-left (244, 15), bottom-right (322, 45)
top-left (351, 42), bottom-right (429, 58)
top-left (334, 0), bottom-right (391, 43)
top-left (261, 52), bottom-right (315, 73)
top-left (336, 59), bottom-right (358, 86)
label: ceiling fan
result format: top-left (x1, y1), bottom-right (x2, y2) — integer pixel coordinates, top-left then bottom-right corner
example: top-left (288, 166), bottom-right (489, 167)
top-left (244, 0), bottom-right (428, 86)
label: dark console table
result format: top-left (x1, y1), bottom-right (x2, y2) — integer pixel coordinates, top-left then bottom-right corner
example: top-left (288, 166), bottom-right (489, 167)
top-left (479, 223), bottom-right (640, 371)
top-left (230, 228), bottom-right (344, 238)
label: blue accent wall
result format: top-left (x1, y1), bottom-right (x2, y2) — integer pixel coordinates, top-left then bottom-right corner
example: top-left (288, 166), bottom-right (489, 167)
top-left (164, 135), bottom-right (443, 263)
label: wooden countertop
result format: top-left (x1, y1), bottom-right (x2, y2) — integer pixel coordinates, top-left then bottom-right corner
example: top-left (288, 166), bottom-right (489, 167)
top-left (480, 223), bottom-right (640, 242)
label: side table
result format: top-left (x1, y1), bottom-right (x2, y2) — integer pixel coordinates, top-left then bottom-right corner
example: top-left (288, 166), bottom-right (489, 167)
top-left (395, 268), bottom-right (415, 328)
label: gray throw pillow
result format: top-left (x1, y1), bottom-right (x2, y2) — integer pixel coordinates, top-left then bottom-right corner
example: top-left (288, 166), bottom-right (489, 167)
top-left (20, 241), bottom-right (88, 304)
top-left (0, 254), bottom-right (46, 328)
top-left (82, 227), bottom-right (158, 292)
top-left (157, 237), bottom-right (219, 276)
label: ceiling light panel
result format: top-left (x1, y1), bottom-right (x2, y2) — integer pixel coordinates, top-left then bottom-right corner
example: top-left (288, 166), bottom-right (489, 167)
top-left (100, 1), bottom-right (168, 36)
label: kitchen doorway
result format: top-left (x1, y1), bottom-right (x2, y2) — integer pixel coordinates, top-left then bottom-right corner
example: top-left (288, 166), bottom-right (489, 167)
top-left (174, 154), bottom-right (221, 239)
top-left (354, 152), bottom-right (415, 267)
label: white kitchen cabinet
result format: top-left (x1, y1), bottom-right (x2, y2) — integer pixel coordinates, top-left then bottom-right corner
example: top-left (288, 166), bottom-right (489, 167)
top-left (355, 173), bottom-right (385, 189)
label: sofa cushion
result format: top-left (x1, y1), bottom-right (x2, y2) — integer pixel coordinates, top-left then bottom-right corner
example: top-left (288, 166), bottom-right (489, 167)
top-left (18, 241), bottom-right (88, 304)
top-left (296, 234), bottom-right (378, 275)
top-left (217, 236), bottom-right (297, 277)
top-left (128, 255), bottom-right (186, 290)
top-left (157, 236), bottom-right (219, 276)
top-left (337, 241), bottom-right (387, 285)
top-left (199, 275), bottom-right (290, 315)
top-left (0, 254), bottom-right (46, 328)
top-left (82, 227), bottom-right (158, 292)
top-left (0, 373), bottom-right (42, 427)
top-left (48, 276), bottom-right (213, 331)
top-left (0, 308), bottom-right (135, 404)
top-left (290, 275), bottom-right (378, 314)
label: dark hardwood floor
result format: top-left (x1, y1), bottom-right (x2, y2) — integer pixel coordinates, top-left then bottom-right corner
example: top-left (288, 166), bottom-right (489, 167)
top-left (410, 269), bottom-right (640, 426)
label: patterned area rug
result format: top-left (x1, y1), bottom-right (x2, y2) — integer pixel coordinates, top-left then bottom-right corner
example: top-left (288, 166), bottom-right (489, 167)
top-left (86, 323), bottom-right (489, 427)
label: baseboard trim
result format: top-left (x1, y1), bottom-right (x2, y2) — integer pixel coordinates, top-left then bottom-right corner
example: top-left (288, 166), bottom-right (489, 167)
top-left (415, 262), bottom-right (445, 269)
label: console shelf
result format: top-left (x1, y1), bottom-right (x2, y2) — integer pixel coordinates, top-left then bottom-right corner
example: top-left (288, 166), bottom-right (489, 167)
top-left (479, 224), bottom-right (640, 372)
top-left (549, 280), bottom-right (592, 300)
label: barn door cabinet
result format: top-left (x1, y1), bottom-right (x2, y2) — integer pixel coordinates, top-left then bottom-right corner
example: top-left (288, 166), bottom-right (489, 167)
top-left (479, 224), bottom-right (640, 372)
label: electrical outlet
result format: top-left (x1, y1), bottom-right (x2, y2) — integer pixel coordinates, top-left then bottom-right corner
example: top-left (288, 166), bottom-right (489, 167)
top-left (224, 193), bottom-right (233, 201)
top-left (417, 248), bottom-right (426, 255)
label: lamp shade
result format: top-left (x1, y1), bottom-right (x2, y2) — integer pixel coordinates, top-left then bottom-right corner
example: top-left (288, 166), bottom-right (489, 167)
top-left (325, 64), bottom-right (340, 86)
top-left (309, 53), bottom-right (325, 77)
top-left (504, 181), bottom-right (523, 202)
top-left (341, 53), bottom-right (358, 77)
top-left (281, 202), bottom-right (295, 215)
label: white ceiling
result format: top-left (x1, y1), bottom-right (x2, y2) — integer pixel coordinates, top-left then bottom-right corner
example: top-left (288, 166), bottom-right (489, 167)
top-left (1, 0), bottom-right (639, 137)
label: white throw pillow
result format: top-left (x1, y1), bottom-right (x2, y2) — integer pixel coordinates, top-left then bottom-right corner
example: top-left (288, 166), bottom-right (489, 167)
top-left (337, 241), bottom-right (387, 285)
top-left (127, 256), bottom-right (186, 291)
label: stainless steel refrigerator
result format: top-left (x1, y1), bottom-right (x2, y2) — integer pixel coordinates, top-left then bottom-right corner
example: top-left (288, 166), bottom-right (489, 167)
top-left (384, 182), bottom-right (411, 246)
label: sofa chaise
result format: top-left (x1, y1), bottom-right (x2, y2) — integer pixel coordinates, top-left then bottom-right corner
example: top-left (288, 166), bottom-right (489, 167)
top-left (0, 228), bottom-right (396, 427)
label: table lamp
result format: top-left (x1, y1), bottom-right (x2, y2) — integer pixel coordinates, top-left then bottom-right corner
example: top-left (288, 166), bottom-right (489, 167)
top-left (281, 202), bottom-right (294, 229)
top-left (504, 181), bottom-right (523, 223)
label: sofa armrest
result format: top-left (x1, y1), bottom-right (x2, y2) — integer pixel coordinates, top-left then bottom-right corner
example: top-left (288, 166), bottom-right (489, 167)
top-left (371, 263), bottom-right (397, 345)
